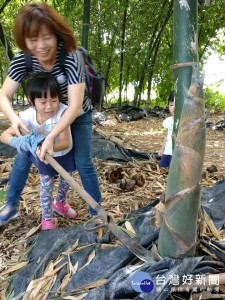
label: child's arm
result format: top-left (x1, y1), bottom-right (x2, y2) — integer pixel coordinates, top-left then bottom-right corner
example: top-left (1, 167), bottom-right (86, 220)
top-left (158, 129), bottom-right (168, 157)
top-left (0, 127), bottom-right (16, 145)
top-left (53, 126), bottom-right (71, 152)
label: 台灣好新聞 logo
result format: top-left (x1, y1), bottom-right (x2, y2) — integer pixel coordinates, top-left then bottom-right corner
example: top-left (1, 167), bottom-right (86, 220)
top-left (131, 271), bottom-right (154, 293)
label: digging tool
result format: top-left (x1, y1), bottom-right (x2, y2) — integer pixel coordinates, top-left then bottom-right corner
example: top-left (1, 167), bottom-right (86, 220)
top-left (19, 127), bottom-right (155, 263)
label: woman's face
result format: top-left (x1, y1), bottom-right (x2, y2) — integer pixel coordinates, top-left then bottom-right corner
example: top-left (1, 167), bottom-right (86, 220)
top-left (25, 25), bottom-right (57, 67)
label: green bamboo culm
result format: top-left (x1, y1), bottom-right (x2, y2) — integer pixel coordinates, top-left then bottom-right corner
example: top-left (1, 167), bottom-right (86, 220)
top-left (157, 0), bottom-right (206, 258)
top-left (82, 0), bottom-right (91, 50)
top-left (158, 70), bottom-right (206, 258)
top-left (172, 0), bottom-right (198, 137)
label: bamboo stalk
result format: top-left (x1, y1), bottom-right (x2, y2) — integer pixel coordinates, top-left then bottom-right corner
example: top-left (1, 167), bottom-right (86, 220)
top-left (158, 70), bottom-right (206, 258)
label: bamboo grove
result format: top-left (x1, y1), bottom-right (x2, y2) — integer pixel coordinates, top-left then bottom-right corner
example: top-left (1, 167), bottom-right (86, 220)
top-left (0, 0), bottom-right (225, 107)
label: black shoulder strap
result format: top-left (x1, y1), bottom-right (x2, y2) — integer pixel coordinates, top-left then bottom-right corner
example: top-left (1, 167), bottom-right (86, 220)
top-left (58, 48), bottom-right (67, 72)
top-left (23, 52), bottom-right (33, 73)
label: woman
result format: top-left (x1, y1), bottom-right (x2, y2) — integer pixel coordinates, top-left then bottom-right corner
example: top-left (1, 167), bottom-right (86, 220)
top-left (0, 3), bottom-right (101, 225)
top-left (1, 72), bottom-right (78, 230)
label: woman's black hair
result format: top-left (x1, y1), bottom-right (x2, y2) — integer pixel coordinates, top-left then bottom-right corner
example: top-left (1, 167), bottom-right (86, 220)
top-left (27, 72), bottom-right (61, 105)
top-left (168, 90), bottom-right (174, 104)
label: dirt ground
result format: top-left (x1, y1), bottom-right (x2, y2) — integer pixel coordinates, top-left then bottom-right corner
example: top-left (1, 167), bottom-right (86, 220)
top-left (0, 109), bottom-right (224, 298)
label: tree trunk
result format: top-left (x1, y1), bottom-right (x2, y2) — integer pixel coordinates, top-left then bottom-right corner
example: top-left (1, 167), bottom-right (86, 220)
top-left (104, 30), bottom-right (116, 98)
top-left (0, 0), bottom-right (11, 14)
top-left (0, 23), bottom-right (14, 61)
top-left (82, 0), bottom-right (91, 50)
top-left (147, 0), bottom-right (173, 101)
top-left (97, 0), bottom-right (102, 70)
top-left (119, 0), bottom-right (128, 107)
top-left (157, 0), bottom-right (205, 258)
top-left (124, 64), bottom-right (130, 102)
top-left (137, 72), bottom-right (145, 107)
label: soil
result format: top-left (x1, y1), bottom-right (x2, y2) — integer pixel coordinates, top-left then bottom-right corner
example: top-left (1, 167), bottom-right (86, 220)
top-left (0, 109), bottom-right (224, 298)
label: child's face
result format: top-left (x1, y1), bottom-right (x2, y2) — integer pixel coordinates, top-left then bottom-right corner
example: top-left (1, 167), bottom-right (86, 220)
top-left (168, 101), bottom-right (174, 115)
top-left (33, 90), bottom-right (59, 123)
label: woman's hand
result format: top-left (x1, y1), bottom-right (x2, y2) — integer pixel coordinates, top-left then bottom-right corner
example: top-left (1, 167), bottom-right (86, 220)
top-left (36, 136), bottom-right (54, 164)
top-left (11, 116), bottom-right (30, 137)
top-left (0, 77), bottom-right (29, 136)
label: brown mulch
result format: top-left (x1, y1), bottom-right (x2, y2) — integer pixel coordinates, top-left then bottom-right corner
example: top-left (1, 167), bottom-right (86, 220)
top-left (0, 109), bottom-right (224, 299)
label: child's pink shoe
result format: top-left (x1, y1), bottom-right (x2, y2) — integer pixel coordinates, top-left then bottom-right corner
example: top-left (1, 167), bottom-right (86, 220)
top-left (41, 219), bottom-right (56, 230)
top-left (52, 201), bottom-right (77, 218)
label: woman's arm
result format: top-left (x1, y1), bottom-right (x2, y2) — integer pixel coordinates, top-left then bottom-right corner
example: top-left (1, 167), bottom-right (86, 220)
top-left (0, 76), bottom-right (29, 136)
top-left (36, 125), bottom-right (71, 158)
top-left (52, 109), bottom-right (72, 152)
top-left (0, 127), bottom-right (16, 144)
top-left (53, 126), bottom-right (71, 152)
top-left (38, 82), bottom-right (85, 162)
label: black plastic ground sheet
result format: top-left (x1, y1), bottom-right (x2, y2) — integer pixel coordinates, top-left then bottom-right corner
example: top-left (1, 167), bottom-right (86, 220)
top-left (7, 181), bottom-right (225, 299)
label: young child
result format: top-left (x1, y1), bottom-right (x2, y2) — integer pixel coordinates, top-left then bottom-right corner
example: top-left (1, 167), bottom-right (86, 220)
top-left (158, 91), bottom-right (174, 168)
top-left (0, 72), bottom-right (77, 230)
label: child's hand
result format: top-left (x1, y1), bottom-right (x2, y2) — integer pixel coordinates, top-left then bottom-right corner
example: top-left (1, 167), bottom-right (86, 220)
top-left (158, 149), bottom-right (164, 157)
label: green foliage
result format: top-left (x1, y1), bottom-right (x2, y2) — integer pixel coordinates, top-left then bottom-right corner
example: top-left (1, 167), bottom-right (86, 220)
top-left (150, 95), bottom-right (168, 109)
top-left (0, 190), bottom-right (7, 202)
top-left (204, 88), bottom-right (225, 110)
top-left (0, 0), bottom-right (225, 108)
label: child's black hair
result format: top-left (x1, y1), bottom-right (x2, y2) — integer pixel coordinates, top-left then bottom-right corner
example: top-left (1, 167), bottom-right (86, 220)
top-left (26, 72), bottom-right (61, 105)
top-left (168, 91), bottom-right (174, 104)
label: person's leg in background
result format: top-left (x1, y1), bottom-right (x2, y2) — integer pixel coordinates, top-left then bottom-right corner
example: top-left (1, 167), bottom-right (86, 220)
top-left (0, 152), bottom-right (31, 225)
top-left (71, 112), bottom-right (102, 217)
top-left (158, 154), bottom-right (172, 168)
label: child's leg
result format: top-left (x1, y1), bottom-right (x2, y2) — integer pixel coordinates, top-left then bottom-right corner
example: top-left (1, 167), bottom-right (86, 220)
top-left (40, 174), bottom-right (54, 220)
top-left (55, 174), bottom-right (72, 203)
top-left (53, 173), bottom-right (77, 218)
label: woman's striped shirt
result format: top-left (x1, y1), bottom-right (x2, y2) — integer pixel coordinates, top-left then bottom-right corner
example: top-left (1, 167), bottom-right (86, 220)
top-left (7, 45), bottom-right (93, 112)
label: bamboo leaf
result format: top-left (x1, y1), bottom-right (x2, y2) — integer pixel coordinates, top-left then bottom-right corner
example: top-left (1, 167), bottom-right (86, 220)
top-left (204, 210), bottom-right (222, 241)
top-left (62, 295), bottom-right (88, 300)
top-left (61, 239), bottom-right (79, 256)
top-left (71, 279), bottom-right (107, 292)
top-left (79, 250), bottom-right (95, 270)
top-left (0, 261), bottom-right (28, 276)
top-left (59, 273), bottom-right (71, 292)
top-left (124, 221), bottom-right (136, 237)
top-left (98, 227), bottom-right (103, 239)
top-left (43, 260), bottom-right (54, 276)
top-left (43, 262), bottom-right (68, 278)
top-left (119, 225), bottom-right (136, 238)
top-left (26, 224), bottom-right (41, 239)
